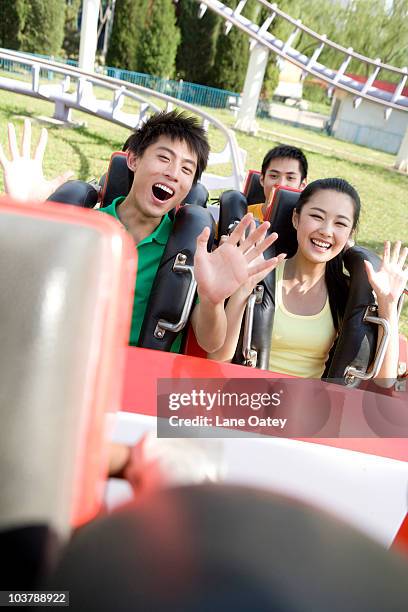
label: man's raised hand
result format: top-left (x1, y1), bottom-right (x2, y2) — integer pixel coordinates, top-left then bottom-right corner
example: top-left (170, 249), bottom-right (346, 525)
top-left (0, 119), bottom-right (73, 203)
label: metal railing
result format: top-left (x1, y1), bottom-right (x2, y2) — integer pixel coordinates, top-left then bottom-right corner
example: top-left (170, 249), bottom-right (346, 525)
top-left (0, 53), bottom-right (241, 111)
top-left (0, 48), bottom-right (246, 191)
top-left (105, 67), bottom-right (240, 110)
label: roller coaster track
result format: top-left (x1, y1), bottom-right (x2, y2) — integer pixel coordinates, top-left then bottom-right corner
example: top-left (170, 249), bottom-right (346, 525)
top-left (0, 48), bottom-right (246, 190)
top-left (197, 0), bottom-right (408, 117)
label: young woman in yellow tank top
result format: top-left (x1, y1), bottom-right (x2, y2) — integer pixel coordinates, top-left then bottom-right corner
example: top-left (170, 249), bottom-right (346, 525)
top-left (210, 178), bottom-right (407, 384)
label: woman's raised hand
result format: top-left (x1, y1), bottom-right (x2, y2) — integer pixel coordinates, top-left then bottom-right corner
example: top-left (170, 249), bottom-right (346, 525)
top-left (194, 213), bottom-right (286, 306)
top-left (364, 241), bottom-right (408, 310)
top-left (0, 119), bottom-right (73, 203)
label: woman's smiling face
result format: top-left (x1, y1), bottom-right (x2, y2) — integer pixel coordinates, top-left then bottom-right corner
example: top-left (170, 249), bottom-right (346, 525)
top-left (293, 189), bottom-right (355, 264)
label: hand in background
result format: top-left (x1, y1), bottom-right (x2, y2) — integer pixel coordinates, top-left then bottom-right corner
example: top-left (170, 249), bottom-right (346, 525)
top-left (0, 119), bottom-right (73, 203)
top-left (111, 434), bottom-right (222, 495)
top-left (364, 241), bottom-right (408, 312)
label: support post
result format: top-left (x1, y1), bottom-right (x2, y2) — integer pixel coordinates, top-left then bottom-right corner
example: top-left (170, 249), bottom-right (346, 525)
top-left (79, 0), bottom-right (101, 73)
top-left (395, 126), bottom-right (408, 173)
top-left (235, 43), bottom-right (269, 135)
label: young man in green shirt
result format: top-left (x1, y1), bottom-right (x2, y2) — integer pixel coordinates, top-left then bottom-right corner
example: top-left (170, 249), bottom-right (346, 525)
top-left (0, 113), bottom-right (282, 354)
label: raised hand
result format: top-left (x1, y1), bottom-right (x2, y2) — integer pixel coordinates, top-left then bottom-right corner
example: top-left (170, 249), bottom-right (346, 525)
top-left (364, 241), bottom-right (408, 310)
top-left (0, 119), bottom-right (74, 203)
top-left (194, 213), bottom-right (285, 306)
top-left (116, 434), bottom-right (220, 494)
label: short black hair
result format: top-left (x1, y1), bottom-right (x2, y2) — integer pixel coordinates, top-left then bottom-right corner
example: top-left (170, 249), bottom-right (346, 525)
top-left (261, 145), bottom-right (308, 182)
top-left (124, 110), bottom-right (210, 184)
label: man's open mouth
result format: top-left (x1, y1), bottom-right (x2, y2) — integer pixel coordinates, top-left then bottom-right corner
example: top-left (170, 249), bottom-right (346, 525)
top-left (152, 183), bottom-right (175, 201)
top-left (311, 239), bottom-right (332, 249)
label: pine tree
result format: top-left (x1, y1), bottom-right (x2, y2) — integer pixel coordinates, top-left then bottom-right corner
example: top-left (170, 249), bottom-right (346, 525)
top-left (210, 0), bottom-right (258, 91)
top-left (21, 0), bottom-right (65, 56)
top-left (176, 0), bottom-right (221, 85)
top-left (0, 0), bottom-right (26, 51)
top-left (137, 0), bottom-right (180, 78)
top-left (106, 0), bottom-right (147, 71)
top-left (62, 0), bottom-right (81, 59)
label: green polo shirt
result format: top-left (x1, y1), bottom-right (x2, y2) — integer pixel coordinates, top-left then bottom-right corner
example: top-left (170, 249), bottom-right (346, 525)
top-left (101, 197), bottom-right (182, 352)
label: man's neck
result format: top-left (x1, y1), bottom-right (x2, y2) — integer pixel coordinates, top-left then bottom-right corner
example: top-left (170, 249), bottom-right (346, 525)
top-left (261, 202), bottom-right (268, 219)
top-left (116, 194), bottom-right (162, 245)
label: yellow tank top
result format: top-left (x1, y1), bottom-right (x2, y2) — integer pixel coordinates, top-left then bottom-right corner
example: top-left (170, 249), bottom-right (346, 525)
top-left (247, 203), bottom-right (265, 223)
top-left (269, 261), bottom-right (336, 378)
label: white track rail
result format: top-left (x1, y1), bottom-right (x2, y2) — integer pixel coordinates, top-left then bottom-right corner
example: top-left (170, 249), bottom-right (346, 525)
top-left (0, 48), bottom-right (246, 190)
top-left (197, 0), bottom-right (408, 116)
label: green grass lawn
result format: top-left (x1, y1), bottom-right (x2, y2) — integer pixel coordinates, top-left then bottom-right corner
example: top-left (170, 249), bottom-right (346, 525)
top-left (0, 88), bottom-right (407, 335)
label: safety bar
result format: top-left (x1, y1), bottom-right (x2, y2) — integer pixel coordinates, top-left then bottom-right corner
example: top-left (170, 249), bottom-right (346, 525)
top-left (154, 253), bottom-right (197, 337)
top-left (344, 305), bottom-right (391, 385)
top-left (242, 285), bottom-right (264, 367)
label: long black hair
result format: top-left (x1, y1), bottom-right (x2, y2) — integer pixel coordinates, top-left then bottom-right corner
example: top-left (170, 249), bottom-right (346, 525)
top-left (294, 178), bottom-right (361, 331)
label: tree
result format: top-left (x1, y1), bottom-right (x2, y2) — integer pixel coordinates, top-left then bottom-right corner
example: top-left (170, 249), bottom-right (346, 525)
top-left (98, 0), bottom-right (115, 63)
top-left (176, 0), bottom-right (221, 86)
top-left (268, 0), bottom-right (407, 81)
top-left (137, 0), bottom-right (180, 78)
top-left (21, 0), bottom-right (65, 56)
top-left (262, 60), bottom-right (280, 99)
top-left (210, 0), bottom-right (258, 91)
top-left (106, 0), bottom-right (147, 71)
top-left (62, 0), bottom-right (81, 58)
top-left (0, 0), bottom-right (26, 51)
top-left (380, 0), bottom-right (408, 68)
top-left (335, 0), bottom-right (408, 79)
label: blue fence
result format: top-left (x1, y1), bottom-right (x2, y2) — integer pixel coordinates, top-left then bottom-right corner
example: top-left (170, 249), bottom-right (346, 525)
top-left (105, 67), bottom-right (238, 109)
top-left (0, 52), bottom-right (240, 110)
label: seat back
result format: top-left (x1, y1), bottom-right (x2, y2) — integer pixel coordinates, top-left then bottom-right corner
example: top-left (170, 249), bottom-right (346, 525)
top-left (218, 190), bottom-right (248, 238)
top-left (0, 198), bottom-right (136, 586)
top-left (264, 185), bottom-right (302, 256)
top-left (49, 485), bottom-right (408, 611)
top-left (47, 180), bottom-right (99, 208)
top-left (242, 169), bottom-right (265, 204)
top-left (99, 152), bottom-right (131, 207)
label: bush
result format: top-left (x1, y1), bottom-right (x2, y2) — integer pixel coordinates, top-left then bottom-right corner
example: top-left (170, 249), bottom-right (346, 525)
top-left (303, 80), bottom-right (331, 106)
top-left (0, 0), bottom-right (26, 50)
top-left (176, 0), bottom-right (221, 86)
top-left (106, 0), bottom-right (143, 71)
top-left (21, 0), bottom-right (65, 56)
top-left (137, 0), bottom-right (180, 78)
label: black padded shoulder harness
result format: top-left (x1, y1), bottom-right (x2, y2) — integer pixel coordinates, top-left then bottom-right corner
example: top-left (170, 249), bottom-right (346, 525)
top-left (48, 152), bottom-right (213, 353)
top-left (138, 204), bottom-right (215, 351)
